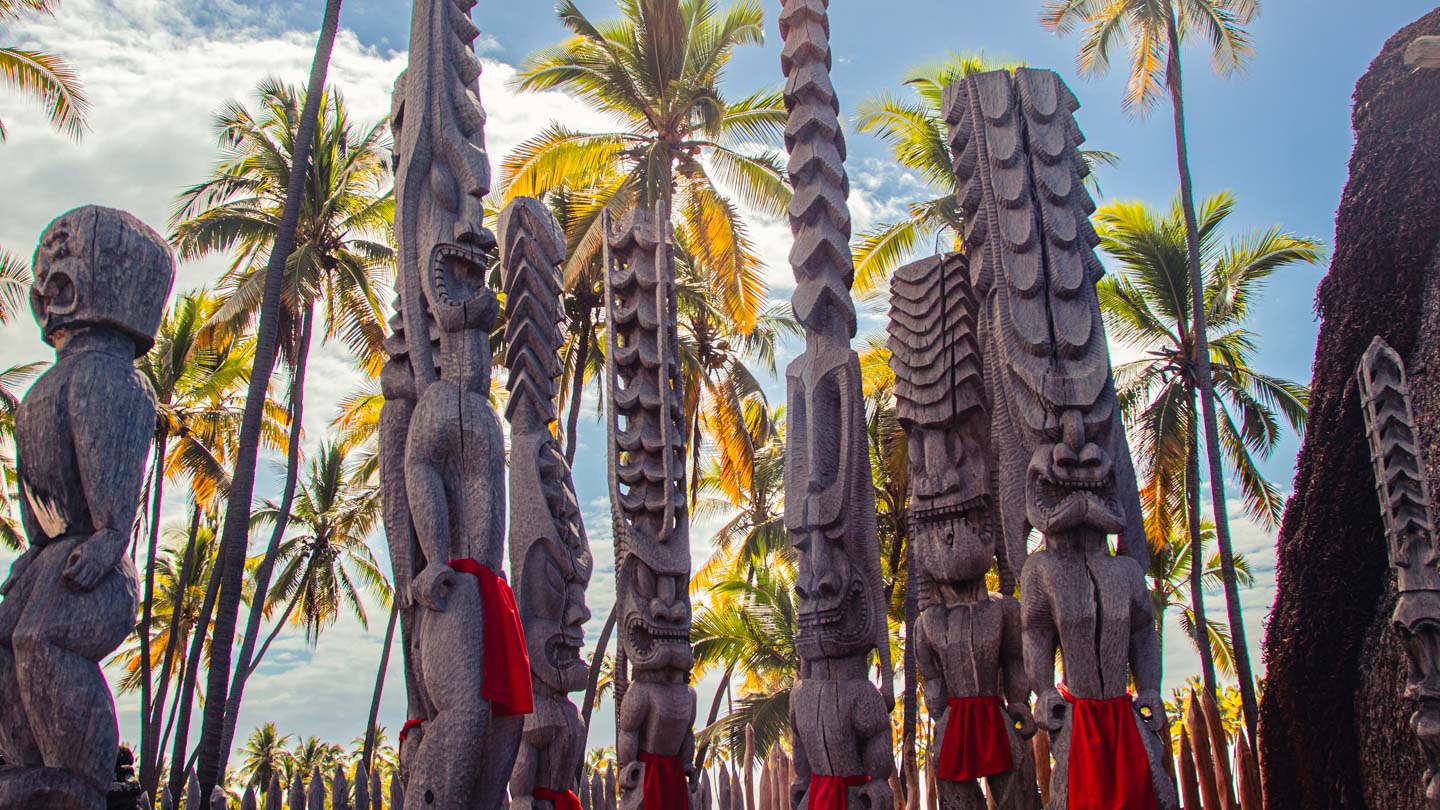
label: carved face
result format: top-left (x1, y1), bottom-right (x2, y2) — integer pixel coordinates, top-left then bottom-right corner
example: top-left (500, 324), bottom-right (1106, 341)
top-left (1025, 408), bottom-right (1125, 535)
top-left (618, 556), bottom-right (692, 673)
top-left (520, 538), bottom-right (592, 694)
top-left (794, 526), bottom-right (880, 661)
top-left (425, 239), bottom-right (498, 334)
top-left (30, 206), bottom-right (173, 356)
top-left (913, 508), bottom-right (994, 586)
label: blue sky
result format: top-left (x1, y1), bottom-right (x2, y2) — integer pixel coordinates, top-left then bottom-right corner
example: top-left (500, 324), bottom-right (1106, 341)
top-left (0, 0), bottom-right (1431, 766)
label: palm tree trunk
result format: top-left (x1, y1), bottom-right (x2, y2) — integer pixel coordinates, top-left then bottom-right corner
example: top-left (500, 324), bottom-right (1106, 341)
top-left (361, 602), bottom-right (399, 771)
top-left (1187, 408), bottom-right (1219, 698)
top-left (581, 601), bottom-right (618, 735)
top-left (219, 305), bottom-right (314, 762)
top-left (139, 432), bottom-right (168, 793)
top-left (142, 496), bottom-right (201, 796)
top-left (565, 307), bottom-right (592, 465)
top-left (194, 1), bottom-right (343, 792)
top-left (1165, 7), bottom-right (1258, 751)
top-left (244, 578), bottom-right (308, 679)
top-left (168, 525), bottom-right (224, 801)
top-left (901, 546), bottom-right (919, 810)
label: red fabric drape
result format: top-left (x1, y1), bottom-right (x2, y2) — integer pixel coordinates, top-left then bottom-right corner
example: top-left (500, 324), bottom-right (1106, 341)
top-left (1060, 685), bottom-right (1157, 810)
top-left (806, 774), bottom-right (869, 810)
top-left (936, 695), bottom-right (1013, 782)
top-left (639, 751), bottom-right (689, 810)
top-left (398, 718), bottom-right (426, 744)
top-left (535, 786), bottom-right (583, 810)
top-left (449, 558), bottom-right (534, 716)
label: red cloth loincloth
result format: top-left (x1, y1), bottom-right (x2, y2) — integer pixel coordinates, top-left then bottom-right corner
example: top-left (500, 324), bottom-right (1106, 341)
top-left (399, 718), bottom-right (426, 744)
top-left (449, 558), bottom-right (534, 716)
top-left (806, 774), bottom-right (869, 810)
top-left (1059, 684), bottom-right (1157, 810)
top-left (638, 751), bottom-right (689, 810)
top-left (534, 786), bottom-right (583, 810)
top-left (936, 695), bottom-right (1013, 782)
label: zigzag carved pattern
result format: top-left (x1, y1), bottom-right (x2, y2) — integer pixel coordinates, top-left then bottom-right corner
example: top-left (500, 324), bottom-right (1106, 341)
top-left (1358, 337), bottom-right (1440, 590)
top-left (605, 206), bottom-right (687, 560)
top-left (499, 197), bottom-right (566, 426)
top-left (779, 0), bottom-right (856, 337)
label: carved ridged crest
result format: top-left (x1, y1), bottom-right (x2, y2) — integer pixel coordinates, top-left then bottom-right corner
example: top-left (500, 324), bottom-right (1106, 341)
top-left (604, 205), bottom-right (689, 573)
top-left (1357, 337), bottom-right (1440, 592)
top-left (888, 252), bottom-right (986, 432)
top-left (779, 0), bottom-right (856, 337)
top-left (500, 197), bottom-right (567, 426)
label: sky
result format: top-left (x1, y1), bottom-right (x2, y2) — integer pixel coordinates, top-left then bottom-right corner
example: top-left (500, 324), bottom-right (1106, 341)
top-left (0, 0), bottom-right (1433, 768)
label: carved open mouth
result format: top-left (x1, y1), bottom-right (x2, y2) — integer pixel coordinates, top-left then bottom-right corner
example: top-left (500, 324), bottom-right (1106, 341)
top-left (1027, 469), bottom-right (1125, 533)
top-left (430, 242), bottom-right (489, 308)
top-left (797, 579), bottom-right (871, 648)
top-left (626, 616), bottom-right (690, 660)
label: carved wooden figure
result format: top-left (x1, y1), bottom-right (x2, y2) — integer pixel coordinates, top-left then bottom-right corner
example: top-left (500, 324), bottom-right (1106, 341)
top-left (0, 206), bottom-right (174, 810)
top-left (778, 3), bottom-right (896, 810)
top-left (604, 205), bottom-right (699, 810)
top-left (384, 1), bottom-right (531, 808)
top-left (888, 253), bottom-right (1038, 810)
top-left (1358, 337), bottom-right (1440, 808)
top-left (944, 68), bottom-right (1176, 810)
top-left (502, 197), bottom-right (595, 810)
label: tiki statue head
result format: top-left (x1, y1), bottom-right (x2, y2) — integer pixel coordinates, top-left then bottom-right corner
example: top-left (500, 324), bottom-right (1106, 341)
top-left (31, 206), bottom-right (174, 357)
top-left (617, 554), bottom-right (693, 676)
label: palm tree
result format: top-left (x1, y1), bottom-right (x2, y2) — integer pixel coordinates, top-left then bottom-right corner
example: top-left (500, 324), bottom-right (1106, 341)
top-left (239, 723), bottom-right (294, 795)
top-left (1040, 0), bottom-right (1263, 747)
top-left (1092, 188), bottom-right (1318, 737)
top-left (0, 359), bottom-right (44, 551)
top-left (133, 290), bottom-right (279, 791)
top-left (1150, 524), bottom-right (1253, 678)
top-left (852, 53), bottom-right (1116, 295)
top-left (0, 0), bottom-right (88, 141)
top-left (168, 0), bottom-right (377, 781)
top-left (285, 737), bottom-right (345, 785)
top-left (691, 556), bottom-right (799, 764)
top-left (506, 0), bottom-right (789, 335)
top-left (247, 441), bottom-right (390, 657)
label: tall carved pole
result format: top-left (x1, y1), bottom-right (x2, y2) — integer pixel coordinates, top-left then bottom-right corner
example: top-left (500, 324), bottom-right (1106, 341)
top-left (1357, 337), bottom-right (1440, 808)
top-left (888, 253), bottom-right (1039, 810)
top-left (384, 1), bottom-right (532, 808)
top-left (778, 3), bottom-right (896, 810)
top-left (503, 197), bottom-right (595, 810)
top-left (943, 68), bottom-right (1176, 810)
top-left (604, 204), bottom-right (700, 810)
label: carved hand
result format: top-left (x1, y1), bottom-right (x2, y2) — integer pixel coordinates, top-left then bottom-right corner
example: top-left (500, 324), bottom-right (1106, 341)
top-left (411, 563), bottom-right (457, 612)
top-left (1134, 690), bottom-right (1167, 735)
top-left (1034, 688), bottom-right (1068, 734)
top-left (64, 528), bottom-right (126, 592)
top-left (1005, 702), bottom-right (1038, 740)
top-left (620, 761), bottom-right (644, 792)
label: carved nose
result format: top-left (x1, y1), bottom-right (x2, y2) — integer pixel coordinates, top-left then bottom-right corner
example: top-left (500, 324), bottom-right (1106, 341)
top-left (566, 599), bottom-right (591, 626)
top-left (1053, 409), bottom-right (1104, 477)
top-left (649, 597), bottom-right (688, 623)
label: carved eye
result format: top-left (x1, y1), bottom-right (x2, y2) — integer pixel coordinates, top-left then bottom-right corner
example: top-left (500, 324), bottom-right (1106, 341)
top-left (634, 561), bottom-right (656, 596)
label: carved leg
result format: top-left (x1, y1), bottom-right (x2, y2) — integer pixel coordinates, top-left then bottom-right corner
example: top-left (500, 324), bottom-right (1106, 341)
top-left (1131, 709), bottom-right (1178, 810)
top-left (986, 725), bottom-right (1039, 810)
top-left (934, 777), bottom-right (985, 810)
top-left (11, 541), bottom-right (135, 799)
top-left (406, 580), bottom-right (490, 810)
top-left (0, 590), bottom-right (41, 767)
top-left (478, 715), bottom-right (525, 810)
top-left (1044, 719), bottom-right (1070, 810)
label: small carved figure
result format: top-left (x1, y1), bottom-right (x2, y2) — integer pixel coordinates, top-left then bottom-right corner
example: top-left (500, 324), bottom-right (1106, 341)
top-left (889, 253), bottom-right (1038, 810)
top-left (778, 2), bottom-right (896, 809)
top-left (1358, 337), bottom-right (1440, 807)
top-left (944, 68), bottom-right (1176, 810)
top-left (0, 206), bottom-right (172, 810)
top-left (604, 205), bottom-right (698, 810)
top-left (502, 197), bottom-right (594, 810)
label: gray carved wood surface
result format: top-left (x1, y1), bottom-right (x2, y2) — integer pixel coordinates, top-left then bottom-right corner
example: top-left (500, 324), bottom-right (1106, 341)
top-left (502, 196), bottom-right (595, 810)
top-left (381, 0), bottom-right (523, 808)
top-left (1358, 337), bottom-right (1440, 808)
top-left (942, 68), bottom-right (1176, 810)
top-left (778, 2), bottom-right (895, 809)
top-left (889, 252), bottom-right (1038, 810)
top-left (0, 206), bottom-right (175, 810)
top-left (603, 203), bottom-right (699, 810)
